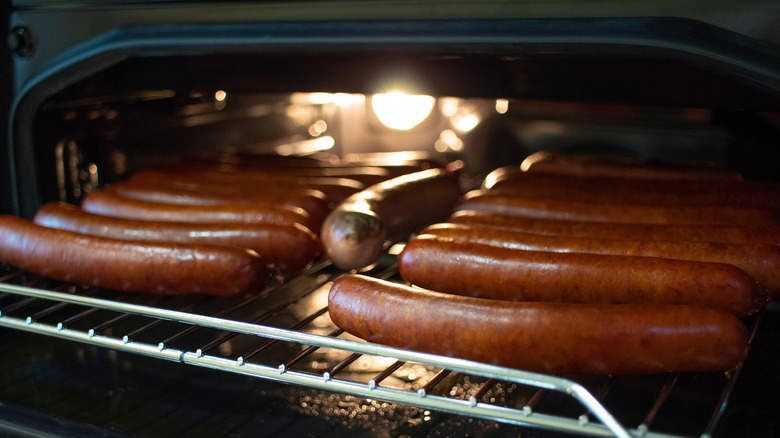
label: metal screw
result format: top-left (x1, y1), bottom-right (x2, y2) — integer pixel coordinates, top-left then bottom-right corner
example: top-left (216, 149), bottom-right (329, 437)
top-left (8, 25), bottom-right (38, 58)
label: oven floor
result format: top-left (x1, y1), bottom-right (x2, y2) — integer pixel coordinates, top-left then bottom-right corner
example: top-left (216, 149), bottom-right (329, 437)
top-left (1, 309), bottom-right (778, 438)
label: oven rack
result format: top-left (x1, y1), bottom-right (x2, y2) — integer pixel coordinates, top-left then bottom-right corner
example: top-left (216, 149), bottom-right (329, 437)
top-left (0, 260), bottom-right (754, 438)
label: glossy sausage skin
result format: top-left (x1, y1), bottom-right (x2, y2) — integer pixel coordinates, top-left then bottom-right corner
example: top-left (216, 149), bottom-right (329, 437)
top-left (321, 169), bottom-right (462, 270)
top-left (328, 275), bottom-right (749, 375)
top-left (154, 161), bottom-right (394, 186)
top-left (419, 223), bottom-right (775, 307)
top-left (398, 235), bottom-right (764, 316)
top-left (81, 190), bottom-right (318, 233)
top-left (482, 167), bottom-right (780, 209)
top-left (447, 210), bottom-right (780, 245)
top-left (107, 182), bottom-right (331, 225)
top-left (518, 152), bottom-right (745, 181)
top-left (0, 215), bottom-right (277, 296)
top-left (33, 202), bottom-right (321, 275)
top-left (128, 170), bottom-right (365, 205)
top-left (457, 191), bottom-right (780, 227)
top-left (483, 171), bottom-right (780, 210)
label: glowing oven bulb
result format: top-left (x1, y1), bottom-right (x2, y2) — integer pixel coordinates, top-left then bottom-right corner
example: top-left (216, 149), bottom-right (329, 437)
top-left (371, 91), bottom-right (435, 130)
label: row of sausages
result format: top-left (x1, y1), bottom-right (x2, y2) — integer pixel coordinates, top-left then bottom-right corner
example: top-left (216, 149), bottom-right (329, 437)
top-left (0, 152), bottom-right (444, 296)
top-left (328, 153), bottom-right (779, 376)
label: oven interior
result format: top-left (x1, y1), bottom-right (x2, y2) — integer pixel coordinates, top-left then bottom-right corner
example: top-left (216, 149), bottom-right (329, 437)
top-left (2, 16), bottom-right (780, 438)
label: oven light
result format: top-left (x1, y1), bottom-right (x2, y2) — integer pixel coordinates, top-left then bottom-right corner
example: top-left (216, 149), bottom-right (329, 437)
top-left (495, 98), bottom-right (509, 114)
top-left (371, 91), bottom-right (435, 130)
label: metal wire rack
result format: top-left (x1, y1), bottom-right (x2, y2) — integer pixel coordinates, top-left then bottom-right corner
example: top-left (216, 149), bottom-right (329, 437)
top-left (0, 256), bottom-right (760, 438)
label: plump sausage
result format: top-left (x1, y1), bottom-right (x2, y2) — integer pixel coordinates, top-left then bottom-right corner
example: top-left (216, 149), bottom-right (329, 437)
top-left (418, 223), bottom-right (777, 304)
top-left (327, 274), bottom-right (749, 375)
top-left (321, 169), bottom-right (462, 270)
top-left (483, 170), bottom-right (780, 209)
top-left (154, 161), bottom-right (395, 186)
top-left (197, 152), bottom-right (339, 168)
top-left (518, 151), bottom-right (745, 181)
top-left (106, 182), bottom-right (331, 226)
top-left (398, 235), bottom-right (764, 316)
top-left (81, 190), bottom-right (319, 233)
top-left (447, 210), bottom-right (780, 245)
top-left (33, 202), bottom-right (321, 275)
top-left (0, 215), bottom-right (278, 296)
top-left (128, 170), bottom-right (365, 205)
top-left (457, 191), bottom-right (780, 227)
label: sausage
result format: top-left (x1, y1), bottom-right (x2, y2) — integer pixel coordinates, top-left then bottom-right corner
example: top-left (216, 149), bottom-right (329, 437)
top-left (127, 170), bottom-right (365, 205)
top-left (457, 191), bottom-right (780, 227)
top-left (106, 182), bottom-right (331, 226)
top-left (447, 210), bottom-right (780, 245)
top-left (81, 190), bottom-right (319, 233)
top-left (483, 171), bottom-right (780, 210)
top-left (200, 152), bottom-right (339, 168)
top-left (327, 274), bottom-right (749, 375)
top-left (321, 169), bottom-right (462, 270)
top-left (341, 151), bottom-right (446, 170)
top-left (154, 161), bottom-right (395, 186)
top-left (518, 151), bottom-right (745, 181)
top-left (0, 215), bottom-right (278, 296)
top-left (33, 202), bottom-right (321, 275)
top-left (418, 222), bottom-right (777, 305)
top-left (482, 167), bottom-right (780, 209)
top-left (398, 235), bottom-right (764, 316)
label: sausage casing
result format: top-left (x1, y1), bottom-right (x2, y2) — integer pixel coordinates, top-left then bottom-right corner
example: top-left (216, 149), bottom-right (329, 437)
top-left (458, 191), bottom-right (779, 227)
top-left (483, 171), bottom-right (780, 210)
top-left (81, 190), bottom-right (318, 233)
top-left (447, 210), bottom-right (780, 245)
top-left (33, 202), bottom-right (321, 275)
top-left (518, 152), bottom-right (745, 181)
top-left (321, 169), bottom-right (461, 270)
top-left (107, 182), bottom-right (331, 225)
top-left (128, 170), bottom-right (365, 205)
top-left (419, 223), bottom-right (776, 306)
top-left (328, 275), bottom-right (749, 375)
top-left (0, 215), bottom-right (277, 296)
top-left (398, 235), bottom-right (764, 316)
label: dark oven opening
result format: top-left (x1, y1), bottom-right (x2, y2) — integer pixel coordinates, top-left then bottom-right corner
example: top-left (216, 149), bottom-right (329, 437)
top-left (3, 10), bottom-right (780, 438)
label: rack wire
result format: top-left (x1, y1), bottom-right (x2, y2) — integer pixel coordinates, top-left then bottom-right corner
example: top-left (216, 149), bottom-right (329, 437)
top-left (0, 258), bottom-right (759, 438)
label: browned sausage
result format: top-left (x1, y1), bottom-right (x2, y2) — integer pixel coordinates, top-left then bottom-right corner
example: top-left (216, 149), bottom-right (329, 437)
top-left (0, 215), bottom-right (278, 296)
top-left (340, 150), bottom-right (446, 170)
top-left (321, 169), bottom-right (462, 270)
top-left (447, 210), bottom-right (780, 245)
top-left (457, 191), bottom-right (780, 227)
top-left (106, 182), bottom-right (331, 225)
top-left (418, 222), bottom-right (777, 304)
top-left (483, 171), bottom-right (780, 210)
top-left (153, 161), bottom-right (394, 186)
top-left (198, 152), bottom-right (339, 168)
top-left (327, 274), bottom-right (749, 375)
top-left (482, 167), bottom-right (780, 209)
top-left (518, 151), bottom-right (745, 181)
top-left (81, 190), bottom-right (319, 233)
top-left (398, 235), bottom-right (764, 316)
top-left (33, 202), bottom-right (321, 275)
top-left (128, 170), bottom-right (365, 205)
